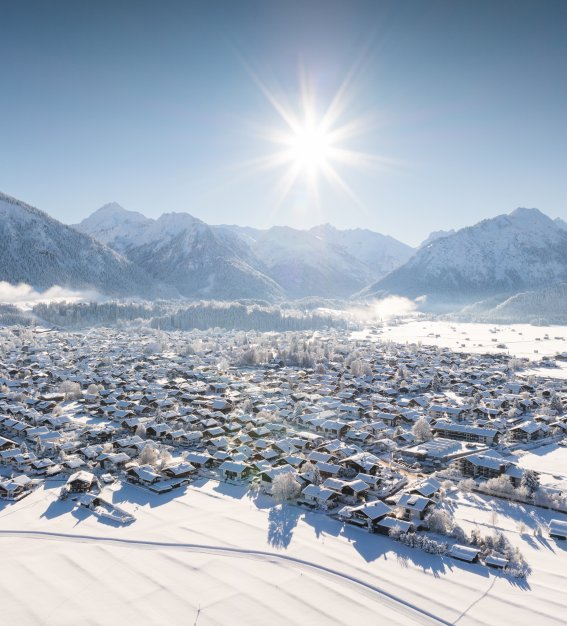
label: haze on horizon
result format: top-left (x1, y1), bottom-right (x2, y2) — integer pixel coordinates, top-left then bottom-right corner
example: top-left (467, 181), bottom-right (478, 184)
top-left (1, 0), bottom-right (566, 246)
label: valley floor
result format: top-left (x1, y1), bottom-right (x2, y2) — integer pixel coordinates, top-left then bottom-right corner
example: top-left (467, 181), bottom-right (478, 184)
top-left (357, 320), bottom-right (567, 371)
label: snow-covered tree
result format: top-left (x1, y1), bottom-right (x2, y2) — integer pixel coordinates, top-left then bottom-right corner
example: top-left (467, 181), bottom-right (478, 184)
top-left (482, 474), bottom-right (515, 496)
top-left (59, 380), bottom-right (82, 401)
top-left (549, 392), bottom-right (563, 414)
top-left (159, 448), bottom-right (173, 468)
top-left (301, 461), bottom-right (321, 485)
top-left (425, 509), bottom-right (454, 535)
top-left (412, 416), bottom-right (433, 442)
top-left (271, 473), bottom-right (301, 502)
top-left (135, 423), bottom-right (146, 439)
top-left (139, 443), bottom-right (159, 466)
top-left (521, 469), bottom-right (540, 495)
top-left (86, 383), bottom-right (100, 396)
top-left (457, 478), bottom-right (476, 493)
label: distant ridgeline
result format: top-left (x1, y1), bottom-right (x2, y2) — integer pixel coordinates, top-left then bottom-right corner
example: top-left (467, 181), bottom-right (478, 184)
top-left (454, 283), bottom-right (567, 325)
top-left (32, 300), bottom-right (347, 332)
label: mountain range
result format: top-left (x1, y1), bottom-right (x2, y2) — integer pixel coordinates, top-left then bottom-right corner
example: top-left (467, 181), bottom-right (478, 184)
top-left (2, 190), bottom-right (567, 315)
top-left (76, 203), bottom-right (414, 299)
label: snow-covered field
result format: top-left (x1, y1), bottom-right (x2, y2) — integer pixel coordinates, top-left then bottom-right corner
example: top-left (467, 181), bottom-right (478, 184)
top-left (357, 320), bottom-right (567, 364)
top-left (516, 444), bottom-right (567, 492)
top-left (1, 478), bottom-right (566, 625)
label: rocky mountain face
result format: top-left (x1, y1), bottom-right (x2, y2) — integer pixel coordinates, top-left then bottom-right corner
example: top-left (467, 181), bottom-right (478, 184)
top-left (362, 208), bottom-right (567, 308)
top-left (0, 193), bottom-right (172, 298)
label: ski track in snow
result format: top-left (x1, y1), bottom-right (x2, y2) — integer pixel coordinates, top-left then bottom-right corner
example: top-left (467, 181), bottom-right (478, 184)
top-left (0, 529), bottom-right (448, 626)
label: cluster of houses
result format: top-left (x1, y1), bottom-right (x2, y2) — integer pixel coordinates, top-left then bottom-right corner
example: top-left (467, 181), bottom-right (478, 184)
top-left (0, 326), bottom-right (566, 540)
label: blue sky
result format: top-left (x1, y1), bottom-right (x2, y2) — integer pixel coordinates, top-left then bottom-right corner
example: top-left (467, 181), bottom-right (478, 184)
top-left (1, 0), bottom-right (566, 246)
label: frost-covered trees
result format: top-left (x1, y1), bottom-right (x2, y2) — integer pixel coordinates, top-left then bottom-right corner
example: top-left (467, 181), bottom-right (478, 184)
top-left (86, 383), bottom-right (100, 396)
top-left (59, 380), bottom-right (82, 401)
top-left (271, 473), bottom-right (301, 502)
top-left (159, 448), bottom-right (173, 468)
top-left (135, 424), bottom-right (147, 439)
top-left (521, 470), bottom-right (540, 495)
top-left (350, 359), bottom-right (372, 377)
top-left (481, 474), bottom-right (515, 496)
top-left (412, 416), bottom-right (433, 442)
top-left (549, 392), bottom-right (563, 414)
top-left (457, 478), bottom-right (476, 493)
top-left (301, 461), bottom-right (321, 485)
top-left (139, 443), bottom-right (160, 466)
top-left (425, 509), bottom-right (454, 535)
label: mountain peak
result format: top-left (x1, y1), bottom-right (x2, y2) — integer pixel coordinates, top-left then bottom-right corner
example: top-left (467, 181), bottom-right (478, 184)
top-left (97, 201), bottom-right (127, 213)
top-left (509, 207), bottom-right (548, 221)
top-left (366, 206), bottom-right (567, 306)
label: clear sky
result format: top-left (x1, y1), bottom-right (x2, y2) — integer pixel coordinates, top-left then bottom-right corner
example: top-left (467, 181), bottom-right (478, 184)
top-left (1, 0), bottom-right (566, 246)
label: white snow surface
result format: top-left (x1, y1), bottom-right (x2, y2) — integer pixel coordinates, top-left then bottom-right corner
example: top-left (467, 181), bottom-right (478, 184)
top-left (360, 319), bottom-right (567, 364)
top-left (1, 478), bottom-right (566, 625)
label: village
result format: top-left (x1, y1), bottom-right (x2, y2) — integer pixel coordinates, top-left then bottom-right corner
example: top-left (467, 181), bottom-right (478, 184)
top-left (1, 324), bottom-right (567, 579)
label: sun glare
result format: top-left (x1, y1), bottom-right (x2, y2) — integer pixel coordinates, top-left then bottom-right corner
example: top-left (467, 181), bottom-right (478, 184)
top-left (240, 66), bottom-right (394, 215)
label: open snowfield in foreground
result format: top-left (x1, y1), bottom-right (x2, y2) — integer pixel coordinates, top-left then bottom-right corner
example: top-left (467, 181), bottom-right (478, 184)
top-left (0, 477), bottom-right (566, 625)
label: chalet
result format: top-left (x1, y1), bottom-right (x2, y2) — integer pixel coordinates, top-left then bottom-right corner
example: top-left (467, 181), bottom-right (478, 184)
top-left (113, 435), bottom-right (145, 456)
top-left (410, 477), bottom-right (442, 498)
top-left (146, 423), bottom-right (171, 439)
top-left (65, 470), bottom-right (98, 493)
top-left (127, 464), bottom-right (162, 486)
top-left (341, 452), bottom-right (381, 476)
top-left (315, 461), bottom-right (341, 479)
top-left (0, 436), bottom-right (17, 452)
top-left (340, 501), bottom-right (392, 531)
top-left (429, 405), bottom-right (468, 421)
top-left (97, 451), bottom-right (130, 470)
top-left (30, 458), bottom-right (57, 475)
top-left (317, 420), bottom-right (349, 437)
top-left (219, 460), bottom-right (251, 481)
top-left (323, 477), bottom-right (369, 501)
top-left (185, 452), bottom-right (214, 469)
top-left (300, 484), bottom-right (340, 510)
top-left (260, 465), bottom-right (297, 493)
top-left (0, 475), bottom-right (35, 501)
top-left (395, 493), bottom-right (433, 522)
top-left (162, 462), bottom-right (196, 480)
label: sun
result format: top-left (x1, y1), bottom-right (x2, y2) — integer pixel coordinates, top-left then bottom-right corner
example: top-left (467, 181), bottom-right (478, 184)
top-left (287, 123), bottom-right (333, 175)
top-left (238, 66), bottom-right (397, 215)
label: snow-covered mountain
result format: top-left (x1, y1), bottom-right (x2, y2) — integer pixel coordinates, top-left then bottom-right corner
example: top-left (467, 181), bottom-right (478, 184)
top-left (219, 225), bottom-right (373, 298)
top-left (363, 208), bottom-right (567, 306)
top-left (419, 229), bottom-right (456, 248)
top-left (0, 192), bottom-right (171, 298)
top-left (309, 224), bottom-right (414, 278)
top-left (219, 223), bottom-right (414, 298)
top-left (457, 283), bottom-right (567, 324)
top-left (78, 205), bottom-right (413, 299)
top-left (77, 206), bottom-right (283, 300)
